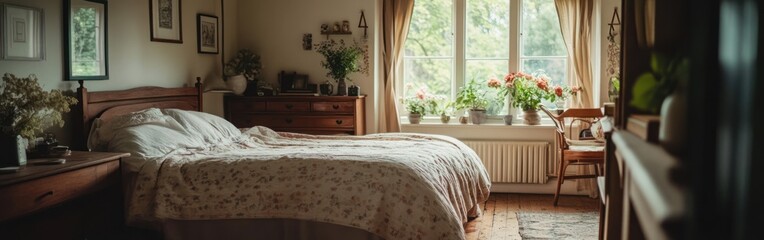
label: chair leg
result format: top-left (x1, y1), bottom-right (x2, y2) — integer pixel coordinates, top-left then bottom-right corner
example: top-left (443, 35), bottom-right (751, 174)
top-left (554, 158), bottom-right (568, 206)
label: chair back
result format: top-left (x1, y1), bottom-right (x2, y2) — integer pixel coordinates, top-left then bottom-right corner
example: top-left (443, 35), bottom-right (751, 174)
top-left (539, 106), bottom-right (603, 150)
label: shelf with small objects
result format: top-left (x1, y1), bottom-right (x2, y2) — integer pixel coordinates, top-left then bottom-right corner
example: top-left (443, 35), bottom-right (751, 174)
top-left (320, 21), bottom-right (353, 39)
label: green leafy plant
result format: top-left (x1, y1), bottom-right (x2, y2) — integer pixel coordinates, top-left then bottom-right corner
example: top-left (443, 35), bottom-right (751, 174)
top-left (630, 52), bottom-right (688, 113)
top-left (224, 49), bottom-right (262, 81)
top-left (456, 79), bottom-right (490, 111)
top-left (0, 73), bottom-right (78, 140)
top-left (315, 39), bottom-right (369, 82)
top-left (429, 96), bottom-right (454, 116)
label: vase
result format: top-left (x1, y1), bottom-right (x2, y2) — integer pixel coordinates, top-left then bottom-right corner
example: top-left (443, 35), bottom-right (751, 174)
top-left (503, 115), bottom-right (513, 125)
top-left (440, 114), bottom-right (451, 124)
top-left (659, 90), bottom-right (686, 157)
top-left (336, 79), bottom-right (348, 96)
top-left (0, 134), bottom-right (27, 167)
top-left (227, 75), bottom-right (248, 95)
top-left (469, 109), bottom-right (487, 125)
top-left (408, 113), bottom-right (422, 124)
top-left (348, 85), bottom-right (360, 96)
top-left (523, 109), bottom-right (541, 125)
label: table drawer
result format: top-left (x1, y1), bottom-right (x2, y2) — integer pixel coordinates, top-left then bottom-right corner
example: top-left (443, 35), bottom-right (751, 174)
top-left (267, 102), bottom-right (310, 112)
top-left (227, 100), bottom-right (266, 112)
top-left (312, 101), bottom-right (355, 113)
top-left (0, 160), bottom-right (118, 222)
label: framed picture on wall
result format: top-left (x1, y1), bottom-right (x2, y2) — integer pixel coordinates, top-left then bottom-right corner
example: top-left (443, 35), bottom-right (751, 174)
top-left (1, 4), bottom-right (44, 60)
top-left (196, 14), bottom-right (218, 54)
top-left (149, 0), bottom-right (182, 43)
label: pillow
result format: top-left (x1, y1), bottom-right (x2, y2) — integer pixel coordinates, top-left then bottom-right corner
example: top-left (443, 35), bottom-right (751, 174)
top-left (107, 115), bottom-right (205, 158)
top-left (98, 108), bottom-right (167, 143)
top-left (161, 108), bottom-right (242, 144)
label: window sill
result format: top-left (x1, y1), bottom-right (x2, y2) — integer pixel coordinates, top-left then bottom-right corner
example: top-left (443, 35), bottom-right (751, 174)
top-left (401, 121), bottom-right (555, 129)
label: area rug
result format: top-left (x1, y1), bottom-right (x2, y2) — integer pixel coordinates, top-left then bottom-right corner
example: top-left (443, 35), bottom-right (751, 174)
top-left (516, 211), bottom-right (599, 239)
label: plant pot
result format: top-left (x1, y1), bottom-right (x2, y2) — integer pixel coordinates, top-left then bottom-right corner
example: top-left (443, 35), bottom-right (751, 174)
top-left (0, 134), bottom-right (27, 167)
top-left (469, 109), bottom-right (487, 125)
top-left (408, 113), bottom-right (422, 124)
top-left (503, 115), bottom-right (513, 125)
top-left (227, 75), bottom-right (248, 95)
top-left (458, 116), bottom-right (468, 124)
top-left (336, 79), bottom-right (348, 96)
top-left (440, 114), bottom-right (451, 124)
top-left (523, 109), bottom-right (541, 125)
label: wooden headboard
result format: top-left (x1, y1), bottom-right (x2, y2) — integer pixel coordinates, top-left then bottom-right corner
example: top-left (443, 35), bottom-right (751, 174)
top-left (72, 78), bottom-right (203, 150)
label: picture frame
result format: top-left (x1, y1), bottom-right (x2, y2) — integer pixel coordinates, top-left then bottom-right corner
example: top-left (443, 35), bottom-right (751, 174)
top-left (149, 0), bottom-right (182, 43)
top-left (1, 4), bottom-right (44, 60)
top-left (196, 14), bottom-right (218, 54)
top-left (279, 71), bottom-right (316, 94)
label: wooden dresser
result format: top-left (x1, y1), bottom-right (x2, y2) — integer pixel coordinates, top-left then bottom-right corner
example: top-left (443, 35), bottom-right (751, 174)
top-left (224, 95), bottom-right (366, 135)
top-left (0, 151), bottom-right (130, 239)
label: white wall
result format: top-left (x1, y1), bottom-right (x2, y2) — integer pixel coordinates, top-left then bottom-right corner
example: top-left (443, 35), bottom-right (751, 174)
top-left (599, 0), bottom-right (621, 105)
top-left (0, 0), bottom-right (233, 145)
top-left (236, 0), bottom-right (378, 133)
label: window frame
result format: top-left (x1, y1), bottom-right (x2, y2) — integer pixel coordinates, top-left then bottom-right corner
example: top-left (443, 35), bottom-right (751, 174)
top-left (400, 0), bottom-right (569, 122)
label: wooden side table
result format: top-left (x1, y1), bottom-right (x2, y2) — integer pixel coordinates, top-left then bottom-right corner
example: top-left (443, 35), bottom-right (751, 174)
top-left (0, 151), bottom-right (130, 239)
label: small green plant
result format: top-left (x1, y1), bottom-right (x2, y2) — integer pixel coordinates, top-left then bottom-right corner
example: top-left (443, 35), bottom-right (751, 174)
top-left (630, 52), bottom-right (688, 113)
top-left (0, 73), bottom-right (78, 140)
top-left (456, 79), bottom-right (490, 111)
top-left (315, 39), bottom-right (369, 82)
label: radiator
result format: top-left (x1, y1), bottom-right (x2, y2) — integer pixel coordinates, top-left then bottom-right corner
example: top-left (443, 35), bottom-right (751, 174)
top-left (463, 140), bottom-right (549, 184)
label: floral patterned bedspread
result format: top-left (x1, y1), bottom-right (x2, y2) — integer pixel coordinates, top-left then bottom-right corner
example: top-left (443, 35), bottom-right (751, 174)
top-left (127, 126), bottom-right (491, 240)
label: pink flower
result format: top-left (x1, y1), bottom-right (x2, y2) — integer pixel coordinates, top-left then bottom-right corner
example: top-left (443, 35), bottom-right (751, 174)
top-left (487, 78), bottom-right (501, 88)
top-left (536, 79), bottom-right (548, 91)
top-left (554, 86), bottom-right (564, 97)
top-left (504, 73), bottom-right (515, 84)
top-left (415, 88), bottom-right (426, 100)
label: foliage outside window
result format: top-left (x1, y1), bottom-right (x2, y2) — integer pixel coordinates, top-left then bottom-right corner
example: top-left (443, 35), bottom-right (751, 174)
top-left (71, 4), bottom-right (104, 76)
top-left (402, 0), bottom-right (568, 118)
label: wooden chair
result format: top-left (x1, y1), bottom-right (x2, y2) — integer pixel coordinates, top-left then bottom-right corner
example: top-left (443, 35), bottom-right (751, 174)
top-left (540, 106), bottom-right (605, 206)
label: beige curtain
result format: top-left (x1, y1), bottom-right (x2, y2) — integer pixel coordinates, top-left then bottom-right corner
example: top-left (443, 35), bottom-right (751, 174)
top-left (379, 0), bottom-right (415, 133)
top-left (555, 0), bottom-right (597, 197)
top-left (555, 0), bottom-right (594, 108)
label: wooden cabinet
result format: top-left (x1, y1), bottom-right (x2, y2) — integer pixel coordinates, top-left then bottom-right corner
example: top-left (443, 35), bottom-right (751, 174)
top-left (224, 95), bottom-right (366, 135)
top-left (0, 151), bottom-right (130, 239)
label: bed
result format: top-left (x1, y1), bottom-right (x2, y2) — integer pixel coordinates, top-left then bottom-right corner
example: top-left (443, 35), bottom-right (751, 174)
top-left (72, 80), bottom-right (491, 240)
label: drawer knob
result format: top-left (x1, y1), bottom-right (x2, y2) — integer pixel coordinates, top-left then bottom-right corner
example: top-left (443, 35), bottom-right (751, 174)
top-left (285, 104), bottom-right (294, 109)
top-left (285, 119), bottom-right (293, 124)
top-left (36, 191), bottom-right (54, 201)
top-left (335, 120), bottom-right (343, 125)
top-left (332, 104), bottom-right (340, 109)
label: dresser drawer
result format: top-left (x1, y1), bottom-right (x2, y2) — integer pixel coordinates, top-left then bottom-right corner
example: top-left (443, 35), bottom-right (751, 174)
top-left (0, 160), bottom-right (119, 222)
top-left (313, 116), bottom-right (355, 128)
top-left (240, 115), bottom-right (354, 128)
top-left (312, 101), bottom-right (355, 113)
top-left (228, 101), bottom-right (266, 112)
top-left (267, 101), bottom-right (310, 112)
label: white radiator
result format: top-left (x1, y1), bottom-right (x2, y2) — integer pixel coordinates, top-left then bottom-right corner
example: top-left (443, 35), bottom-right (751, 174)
top-left (463, 140), bottom-right (549, 184)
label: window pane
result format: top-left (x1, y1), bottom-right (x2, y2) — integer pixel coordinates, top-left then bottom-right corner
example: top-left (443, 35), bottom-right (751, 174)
top-left (72, 7), bottom-right (100, 75)
top-left (405, 0), bottom-right (453, 57)
top-left (403, 58), bottom-right (454, 98)
top-left (466, 0), bottom-right (509, 58)
top-left (465, 60), bottom-right (507, 115)
top-left (520, 58), bottom-right (567, 87)
top-left (521, 0), bottom-right (566, 57)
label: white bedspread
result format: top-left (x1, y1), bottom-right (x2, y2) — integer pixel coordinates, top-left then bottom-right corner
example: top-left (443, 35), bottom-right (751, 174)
top-left (126, 126), bottom-right (491, 240)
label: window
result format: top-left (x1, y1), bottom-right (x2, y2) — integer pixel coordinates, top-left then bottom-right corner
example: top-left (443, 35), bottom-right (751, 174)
top-left (402, 0), bottom-right (568, 116)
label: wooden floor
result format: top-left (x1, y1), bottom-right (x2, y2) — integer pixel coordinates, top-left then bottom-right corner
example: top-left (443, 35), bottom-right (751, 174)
top-left (464, 193), bottom-right (599, 240)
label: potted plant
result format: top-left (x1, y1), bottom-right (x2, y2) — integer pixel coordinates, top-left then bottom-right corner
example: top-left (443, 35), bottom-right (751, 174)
top-left (428, 96), bottom-right (454, 124)
top-left (315, 39), bottom-right (369, 96)
top-left (456, 79), bottom-right (490, 124)
top-left (488, 71), bottom-right (557, 125)
top-left (0, 73), bottom-right (78, 166)
top-left (224, 49), bottom-right (262, 95)
top-left (403, 88), bottom-right (429, 124)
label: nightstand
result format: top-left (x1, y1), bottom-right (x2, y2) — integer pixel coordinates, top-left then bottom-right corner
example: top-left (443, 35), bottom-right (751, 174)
top-left (0, 151), bottom-right (130, 239)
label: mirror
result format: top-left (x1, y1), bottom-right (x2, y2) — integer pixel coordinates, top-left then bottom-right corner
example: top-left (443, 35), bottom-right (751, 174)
top-left (64, 0), bottom-right (108, 80)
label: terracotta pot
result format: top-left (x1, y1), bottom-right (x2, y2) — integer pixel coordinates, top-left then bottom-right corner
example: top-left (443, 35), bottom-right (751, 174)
top-left (469, 109), bottom-right (487, 125)
top-left (523, 109), bottom-right (541, 125)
